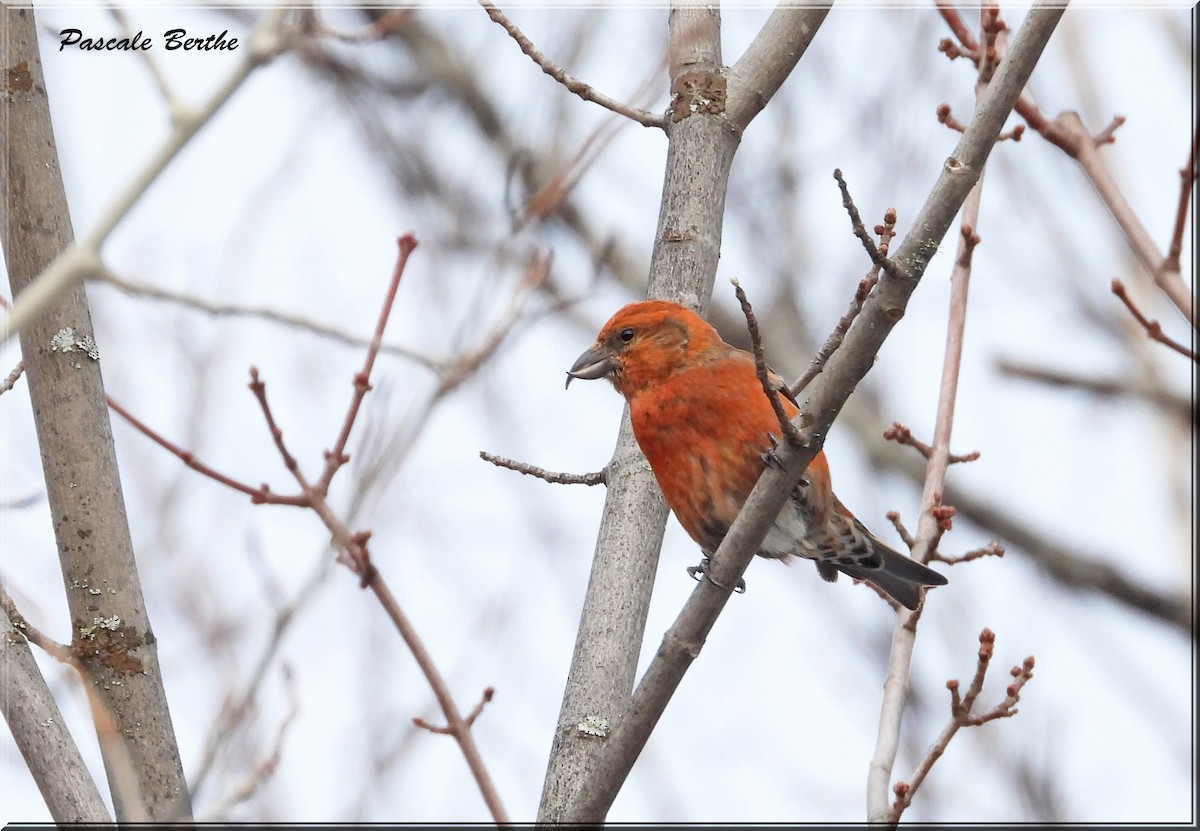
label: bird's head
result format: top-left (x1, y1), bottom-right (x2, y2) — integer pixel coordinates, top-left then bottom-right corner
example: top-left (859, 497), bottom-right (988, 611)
top-left (565, 300), bottom-right (725, 399)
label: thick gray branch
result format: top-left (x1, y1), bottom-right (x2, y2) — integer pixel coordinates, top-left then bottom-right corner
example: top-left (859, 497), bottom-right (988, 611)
top-left (538, 2), bottom-right (829, 822)
top-left (725, 4), bottom-right (830, 133)
top-left (1, 604), bottom-right (111, 823)
top-left (565, 2), bottom-right (1069, 820)
top-left (1, 5), bottom-right (191, 820)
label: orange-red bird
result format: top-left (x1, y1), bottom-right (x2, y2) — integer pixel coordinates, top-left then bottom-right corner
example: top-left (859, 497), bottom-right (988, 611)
top-left (567, 300), bottom-right (947, 610)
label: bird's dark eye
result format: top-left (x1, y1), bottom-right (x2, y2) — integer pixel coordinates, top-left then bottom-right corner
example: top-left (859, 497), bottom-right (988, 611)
top-left (620, 328), bottom-right (635, 343)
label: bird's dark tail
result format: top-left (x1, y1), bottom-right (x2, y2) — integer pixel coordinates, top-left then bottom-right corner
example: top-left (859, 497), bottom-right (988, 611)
top-left (820, 521), bottom-right (948, 610)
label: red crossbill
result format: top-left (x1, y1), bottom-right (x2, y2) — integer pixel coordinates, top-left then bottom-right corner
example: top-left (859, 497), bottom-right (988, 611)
top-left (567, 300), bottom-right (946, 609)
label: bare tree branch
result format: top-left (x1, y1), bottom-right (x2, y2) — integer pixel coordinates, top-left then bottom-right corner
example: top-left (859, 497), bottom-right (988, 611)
top-left (1, 4), bottom-right (195, 818)
top-left (868, 13), bottom-right (1028, 814)
top-left (0, 584), bottom-right (111, 823)
top-left (1111, 279), bottom-right (1197, 362)
top-left (115, 237), bottom-right (511, 823)
top-left (566, 5), bottom-right (1068, 821)
top-left (995, 357), bottom-right (1193, 417)
top-left (731, 279), bottom-right (804, 446)
top-left (940, 5), bottom-right (1194, 325)
top-left (478, 0), bottom-right (666, 129)
top-left (1163, 123), bottom-right (1197, 274)
top-left (724, 4), bottom-right (831, 133)
top-left (850, 403), bottom-right (1193, 634)
top-left (1, 359), bottom-right (23, 395)
top-left (890, 629), bottom-right (1036, 822)
top-left (1, 7), bottom-right (293, 345)
top-left (883, 421), bottom-right (981, 464)
top-left (480, 451), bottom-right (605, 486)
top-left (95, 265), bottom-right (442, 371)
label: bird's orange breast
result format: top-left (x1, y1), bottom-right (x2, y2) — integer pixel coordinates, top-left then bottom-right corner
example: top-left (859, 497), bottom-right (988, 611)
top-left (626, 353), bottom-right (793, 552)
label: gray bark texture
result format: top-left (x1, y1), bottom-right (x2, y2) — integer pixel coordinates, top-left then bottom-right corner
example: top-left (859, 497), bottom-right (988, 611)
top-left (1, 5), bottom-right (192, 820)
top-left (537, 5), bottom-right (831, 822)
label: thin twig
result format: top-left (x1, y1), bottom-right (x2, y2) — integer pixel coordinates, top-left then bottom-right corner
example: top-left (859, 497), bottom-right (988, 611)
top-left (414, 686), bottom-right (496, 734)
top-left (867, 13), bottom-right (1012, 815)
top-left (791, 272), bottom-right (878, 396)
top-left (106, 6), bottom-right (185, 125)
top-left (1111, 279), bottom-right (1198, 362)
top-left (936, 2), bottom-right (980, 52)
top-left (294, 7), bottom-right (413, 42)
top-left (834, 169), bottom-right (903, 279)
top-left (478, 0), bottom-right (665, 129)
top-left (231, 239), bottom-right (511, 821)
top-left (791, 208), bottom-right (897, 394)
top-left (2, 7), bottom-right (294, 345)
top-left (889, 629), bottom-right (1036, 822)
top-left (938, 102), bottom-right (1024, 140)
top-left (106, 395), bottom-right (309, 507)
top-left (928, 542), bottom-right (1005, 566)
top-left (200, 666), bottom-right (299, 820)
top-left (1, 360), bottom-right (23, 395)
top-left (480, 451), bottom-right (604, 486)
top-left (95, 266), bottom-right (442, 371)
top-left (117, 236), bottom-right (510, 821)
top-left (320, 235), bottom-right (418, 492)
top-left (1164, 123), bottom-right (1198, 274)
top-left (994, 358), bottom-right (1193, 418)
top-left (883, 422), bottom-right (981, 464)
top-left (731, 279), bottom-right (803, 446)
top-left (939, 5), bottom-right (1194, 325)
top-left (886, 511), bottom-right (915, 550)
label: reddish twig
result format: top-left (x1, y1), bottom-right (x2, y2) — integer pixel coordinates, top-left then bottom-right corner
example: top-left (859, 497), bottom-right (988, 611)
top-left (1164, 124), bottom-right (1198, 274)
top-left (480, 451), bottom-right (604, 486)
top-left (883, 422), bottom-right (980, 464)
top-left (885, 511), bottom-right (915, 550)
top-left (928, 541), bottom-right (1005, 566)
top-left (107, 395), bottom-right (309, 507)
top-left (1111, 279), bottom-right (1198, 362)
top-left (938, 4), bottom-right (1120, 155)
top-left (248, 368), bottom-right (303, 481)
top-left (1, 360), bottom-right (23, 395)
top-left (731, 279), bottom-right (803, 447)
top-left (112, 234), bottom-right (511, 823)
top-left (414, 686), bottom-right (496, 734)
top-left (868, 47), bottom-right (999, 815)
top-left (936, 3), bottom-right (980, 53)
top-left (319, 235), bottom-right (417, 492)
top-left (977, 4), bottom-right (1005, 83)
top-left (939, 4), bottom-right (1194, 325)
top-left (938, 103), bottom-right (1023, 141)
top-left (876, 208), bottom-right (899, 257)
top-left (956, 222), bottom-right (982, 269)
top-left (890, 629), bottom-right (1036, 823)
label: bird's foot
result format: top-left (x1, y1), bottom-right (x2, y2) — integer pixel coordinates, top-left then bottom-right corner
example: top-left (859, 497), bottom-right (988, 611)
top-left (761, 434), bottom-right (810, 486)
top-left (687, 556), bottom-right (746, 594)
top-left (761, 433), bottom-right (784, 470)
